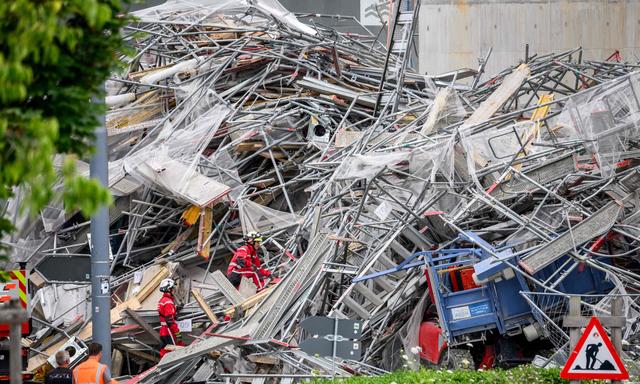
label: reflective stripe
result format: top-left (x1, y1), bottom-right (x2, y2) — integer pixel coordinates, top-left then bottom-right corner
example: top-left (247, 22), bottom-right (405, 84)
top-left (73, 360), bottom-right (104, 384)
top-left (17, 287), bottom-right (27, 305)
top-left (98, 363), bottom-right (106, 384)
top-left (234, 271), bottom-right (256, 276)
top-left (12, 270), bottom-right (26, 287)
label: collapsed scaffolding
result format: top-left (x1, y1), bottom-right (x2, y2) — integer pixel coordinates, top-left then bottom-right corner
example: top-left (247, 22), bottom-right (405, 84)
top-left (6, 0), bottom-right (640, 382)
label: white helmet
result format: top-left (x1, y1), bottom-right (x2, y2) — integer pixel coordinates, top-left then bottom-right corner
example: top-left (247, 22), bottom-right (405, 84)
top-left (243, 231), bottom-right (263, 243)
top-left (159, 278), bottom-right (176, 293)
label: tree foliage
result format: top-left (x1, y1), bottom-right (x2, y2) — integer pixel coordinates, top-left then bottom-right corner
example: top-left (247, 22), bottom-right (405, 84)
top-left (0, 0), bottom-right (130, 269)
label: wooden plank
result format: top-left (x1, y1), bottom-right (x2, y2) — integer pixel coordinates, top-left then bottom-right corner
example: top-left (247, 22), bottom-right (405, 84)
top-left (161, 226), bottom-right (194, 256)
top-left (421, 87), bottom-right (455, 135)
top-left (464, 64), bottom-right (530, 127)
top-left (124, 308), bottom-right (162, 344)
top-left (191, 289), bottom-right (219, 327)
top-left (461, 63), bottom-right (531, 169)
top-left (197, 205), bottom-right (214, 260)
top-left (224, 287), bottom-right (274, 317)
top-left (563, 315), bottom-right (626, 328)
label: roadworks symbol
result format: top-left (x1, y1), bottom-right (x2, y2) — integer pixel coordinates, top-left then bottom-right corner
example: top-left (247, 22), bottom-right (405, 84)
top-left (560, 316), bottom-right (628, 380)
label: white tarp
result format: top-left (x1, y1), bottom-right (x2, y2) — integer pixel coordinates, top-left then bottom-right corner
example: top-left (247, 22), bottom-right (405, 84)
top-left (133, 0), bottom-right (317, 36)
top-left (238, 199), bottom-right (303, 234)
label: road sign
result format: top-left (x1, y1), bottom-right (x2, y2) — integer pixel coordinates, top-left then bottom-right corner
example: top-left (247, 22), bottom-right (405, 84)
top-left (299, 316), bottom-right (363, 361)
top-left (560, 316), bottom-right (628, 380)
top-left (300, 316), bottom-right (362, 339)
top-left (299, 337), bottom-right (361, 360)
top-left (35, 255), bottom-right (91, 282)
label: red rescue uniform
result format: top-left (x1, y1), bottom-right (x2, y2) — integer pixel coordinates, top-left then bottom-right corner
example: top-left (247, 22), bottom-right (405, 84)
top-left (157, 292), bottom-right (183, 358)
top-left (226, 244), bottom-right (269, 289)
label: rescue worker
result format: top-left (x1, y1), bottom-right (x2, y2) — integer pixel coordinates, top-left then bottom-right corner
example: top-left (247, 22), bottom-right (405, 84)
top-left (226, 231), bottom-right (270, 290)
top-left (72, 343), bottom-right (117, 384)
top-left (158, 278), bottom-right (184, 358)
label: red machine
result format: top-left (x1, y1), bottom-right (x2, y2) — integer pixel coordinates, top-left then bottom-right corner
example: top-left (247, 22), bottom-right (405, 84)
top-left (0, 267), bottom-right (33, 383)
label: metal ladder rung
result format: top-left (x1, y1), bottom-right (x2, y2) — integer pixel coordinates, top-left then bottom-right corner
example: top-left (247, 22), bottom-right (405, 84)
top-left (354, 283), bottom-right (385, 307)
top-left (374, 275), bottom-right (396, 293)
top-left (402, 226), bottom-right (431, 249)
top-left (398, 12), bottom-right (414, 23)
top-left (390, 240), bottom-right (412, 259)
top-left (210, 270), bottom-right (245, 305)
top-left (377, 253), bottom-right (397, 269)
top-left (343, 296), bottom-right (371, 319)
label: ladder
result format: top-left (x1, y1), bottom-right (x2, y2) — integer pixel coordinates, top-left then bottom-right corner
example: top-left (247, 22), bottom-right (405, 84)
top-left (248, 233), bottom-right (332, 340)
top-left (374, 0), bottom-right (421, 115)
top-left (209, 269), bottom-right (246, 306)
top-left (330, 224), bottom-right (429, 322)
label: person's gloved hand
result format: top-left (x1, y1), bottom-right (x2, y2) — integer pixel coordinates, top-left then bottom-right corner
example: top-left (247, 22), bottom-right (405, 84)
top-left (175, 332), bottom-right (183, 341)
top-left (259, 268), bottom-right (271, 278)
top-left (236, 258), bottom-right (247, 268)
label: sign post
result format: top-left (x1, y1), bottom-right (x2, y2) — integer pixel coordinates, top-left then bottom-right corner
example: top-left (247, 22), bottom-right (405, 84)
top-left (561, 296), bottom-right (628, 382)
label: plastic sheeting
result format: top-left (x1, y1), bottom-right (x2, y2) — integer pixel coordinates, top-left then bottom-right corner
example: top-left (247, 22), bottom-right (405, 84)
top-left (380, 291), bottom-right (429, 371)
top-left (409, 137), bottom-right (456, 185)
top-left (124, 104), bottom-right (232, 206)
top-left (132, 0), bottom-right (317, 36)
top-left (543, 73), bottom-right (640, 177)
top-left (335, 151), bottom-right (410, 181)
top-left (401, 291), bottom-right (430, 370)
top-left (238, 199), bottom-right (303, 234)
top-left (207, 149), bottom-right (244, 202)
top-left (32, 284), bottom-right (90, 327)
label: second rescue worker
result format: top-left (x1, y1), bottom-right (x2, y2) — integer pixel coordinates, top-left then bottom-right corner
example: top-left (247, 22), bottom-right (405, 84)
top-left (72, 343), bottom-right (117, 384)
top-left (157, 278), bottom-right (184, 358)
top-left (226, 231), bottom-right (270, 290)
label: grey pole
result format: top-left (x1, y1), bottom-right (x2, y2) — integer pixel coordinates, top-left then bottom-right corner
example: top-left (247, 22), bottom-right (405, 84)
top-left (0, 300), bottom-right (28, 384)
top-left (90, 87), bottom-right (112, 367)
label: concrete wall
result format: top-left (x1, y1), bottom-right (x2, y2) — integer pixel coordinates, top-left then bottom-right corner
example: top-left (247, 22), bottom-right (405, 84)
top-left (419, 0), bottom-right (640, 78)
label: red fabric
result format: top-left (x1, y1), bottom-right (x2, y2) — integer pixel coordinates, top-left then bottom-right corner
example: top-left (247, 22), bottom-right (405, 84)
top-left (424, 269), bottom-right (435, 303)
top-left (158, 293), bottom-right (179, 337)
top-left (227, 244), bottom-right (267, 288)
top-left (479, 345), bottom-right (496, 369)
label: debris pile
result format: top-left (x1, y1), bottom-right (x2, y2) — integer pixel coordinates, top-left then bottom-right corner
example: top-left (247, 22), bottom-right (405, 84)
top-left (6, 0), bottom-right (640, 381)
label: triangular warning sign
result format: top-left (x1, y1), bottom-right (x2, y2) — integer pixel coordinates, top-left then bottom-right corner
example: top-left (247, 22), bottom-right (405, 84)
top-left (560, 316), bottom-right (628, 380)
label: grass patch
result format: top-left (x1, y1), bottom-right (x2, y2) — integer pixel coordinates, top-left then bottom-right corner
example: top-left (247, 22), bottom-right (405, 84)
top-left (315, 366), bottom-right (605, 384)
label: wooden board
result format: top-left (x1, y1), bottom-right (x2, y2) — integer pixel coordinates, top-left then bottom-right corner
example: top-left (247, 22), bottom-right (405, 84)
top-left (191, 289), bottom-right (219, 327)
top-left (223, 286), bottom-right (274, 317)
top-left (197, 206), bottom-right (213, 260)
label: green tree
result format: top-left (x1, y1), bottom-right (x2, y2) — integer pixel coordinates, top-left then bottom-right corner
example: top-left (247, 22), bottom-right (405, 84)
top-left (0, 0), bottom-right (130, 276)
